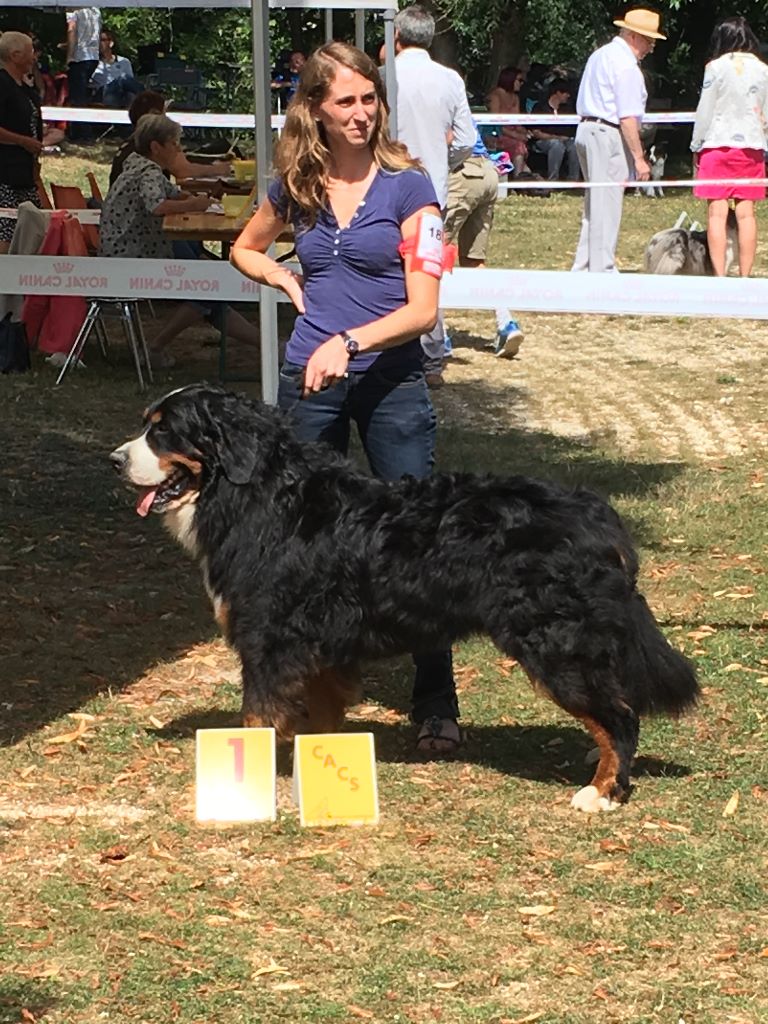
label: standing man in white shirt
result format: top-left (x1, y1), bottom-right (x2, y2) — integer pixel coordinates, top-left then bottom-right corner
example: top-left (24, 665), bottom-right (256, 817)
top-left (572, 8), bottom-right (665, 273)
top-left (393, 4), bottom-right (475, 387)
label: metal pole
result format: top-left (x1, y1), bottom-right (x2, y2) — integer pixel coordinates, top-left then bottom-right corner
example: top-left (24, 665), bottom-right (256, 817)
top-left (354, 9), bottom-right (365, 50)
top-left (251, 0), bottom-right (279, 404)
top-left (383, 8), bottom-right (397, 136)
top-left (325, 9), bottom-right (333, 41)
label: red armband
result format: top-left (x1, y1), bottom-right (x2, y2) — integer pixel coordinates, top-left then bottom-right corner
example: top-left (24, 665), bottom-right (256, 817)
top-left (398, 211), bottom-right (457, 278)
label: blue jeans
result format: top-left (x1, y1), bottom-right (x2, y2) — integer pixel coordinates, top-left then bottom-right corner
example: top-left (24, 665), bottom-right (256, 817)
top-left (103, 77), bottom-right (144, 108)
top-left (278, 359), bottom-right (459, 723)
top-left (67, 60), bottom-right (98, 140)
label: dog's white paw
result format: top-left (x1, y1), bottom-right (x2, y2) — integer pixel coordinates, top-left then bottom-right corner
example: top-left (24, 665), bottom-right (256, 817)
top-left (570, 785), bottom-right (617, 813)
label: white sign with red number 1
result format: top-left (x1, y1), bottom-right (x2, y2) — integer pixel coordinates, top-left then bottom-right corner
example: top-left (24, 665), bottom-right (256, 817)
top-left (195, 728), bottom-right (276, 823)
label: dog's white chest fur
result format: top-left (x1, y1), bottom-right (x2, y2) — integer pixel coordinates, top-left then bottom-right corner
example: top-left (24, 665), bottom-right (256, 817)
top-left (164, 503), bottom-right (199, 556)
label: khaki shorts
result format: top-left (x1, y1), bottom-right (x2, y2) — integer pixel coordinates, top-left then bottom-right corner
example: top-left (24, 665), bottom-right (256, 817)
top-left (444, 156), bottom-right (500, 262)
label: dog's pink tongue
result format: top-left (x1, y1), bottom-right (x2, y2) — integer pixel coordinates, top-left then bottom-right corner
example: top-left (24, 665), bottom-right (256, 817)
top-left (136, 487), bottom-right (158, 518)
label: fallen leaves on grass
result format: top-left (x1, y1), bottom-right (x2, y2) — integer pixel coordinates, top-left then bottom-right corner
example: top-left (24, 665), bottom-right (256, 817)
top-left (432, 980), bottom-right (461, 990)
top-left (599, 839), bottom-right (630, 853)
top-left (46, 719), bottom-right (91, 745)
top-left (722, 792), bottom-right (740, 817)
top-left (517, 905), bottom-right (555, 917)
top-left (379, 915), bottom-right (413, 926)
top-left (347, 1007), bottom-right (374, 1020)
top-left (138, 933), bottom-right (188, 950)
top-left (251, 958), bottom-right (289, 979)
top-left (498, 1014), bottom-right (544, 1024)
top-left (99, 844), bottom-right (129, 863)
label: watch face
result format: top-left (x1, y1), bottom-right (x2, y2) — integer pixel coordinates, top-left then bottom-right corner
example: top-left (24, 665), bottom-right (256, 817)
top-left (344, 335), bottom-right (359, 357)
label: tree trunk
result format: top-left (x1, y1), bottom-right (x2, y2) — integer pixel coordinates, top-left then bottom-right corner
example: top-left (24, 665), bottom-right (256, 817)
top-left (421, 0), bottom-right (461, 69)
top-left (488, 1), bottom-right (525, 92)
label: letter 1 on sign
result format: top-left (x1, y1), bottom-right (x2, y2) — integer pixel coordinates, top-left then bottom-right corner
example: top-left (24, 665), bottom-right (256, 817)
top-left (228, 736), bottom-right (244, 783)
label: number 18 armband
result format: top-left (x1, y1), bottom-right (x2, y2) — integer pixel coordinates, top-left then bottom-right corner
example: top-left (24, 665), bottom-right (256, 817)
top-left (398, 211), bottom-right (458, 278)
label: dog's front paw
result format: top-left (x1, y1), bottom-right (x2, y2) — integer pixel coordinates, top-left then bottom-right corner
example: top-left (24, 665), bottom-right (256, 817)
top-left (570, 784), bottom-right (618, 813)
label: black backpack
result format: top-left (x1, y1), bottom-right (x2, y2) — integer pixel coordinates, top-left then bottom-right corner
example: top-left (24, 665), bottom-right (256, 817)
top-left (0, 313), bottom-right (31, 374)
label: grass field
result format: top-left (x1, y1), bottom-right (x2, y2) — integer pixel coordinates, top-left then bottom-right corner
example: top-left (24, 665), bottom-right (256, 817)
top-left (1, 146), bottom-right (767, 1024)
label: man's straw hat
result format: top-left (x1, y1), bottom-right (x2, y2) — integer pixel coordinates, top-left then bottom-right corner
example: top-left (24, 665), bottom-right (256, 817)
top-left (613, 8), bottom-right (666, 40)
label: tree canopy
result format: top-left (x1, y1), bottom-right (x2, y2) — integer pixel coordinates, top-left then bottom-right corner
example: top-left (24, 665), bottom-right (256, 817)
top-left (3, 1), bottom-right (768, 109)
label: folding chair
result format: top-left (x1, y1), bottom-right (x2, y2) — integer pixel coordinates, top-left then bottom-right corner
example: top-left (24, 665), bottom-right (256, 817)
top-left (55, 298), bottom-right (154, 391)
top-left (85, 172), bottom-right (103, 203)
top-left (36, 180), bottom-right (53, 210)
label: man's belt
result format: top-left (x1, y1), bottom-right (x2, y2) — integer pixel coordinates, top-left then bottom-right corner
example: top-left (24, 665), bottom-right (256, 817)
top-left (581, 115), bottom-right (619, 128)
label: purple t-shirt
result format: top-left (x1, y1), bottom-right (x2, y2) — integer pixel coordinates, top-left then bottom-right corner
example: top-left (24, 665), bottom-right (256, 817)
top-left (267, 168), bottom-right (439, 369)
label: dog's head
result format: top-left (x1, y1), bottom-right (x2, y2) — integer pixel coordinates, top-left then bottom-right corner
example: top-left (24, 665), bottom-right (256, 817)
top-left (110, 384), bottom-right (274, 517)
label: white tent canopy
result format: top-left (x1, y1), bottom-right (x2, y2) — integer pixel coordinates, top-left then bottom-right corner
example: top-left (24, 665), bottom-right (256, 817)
top-left (1, 0), bottom-right (399, 400)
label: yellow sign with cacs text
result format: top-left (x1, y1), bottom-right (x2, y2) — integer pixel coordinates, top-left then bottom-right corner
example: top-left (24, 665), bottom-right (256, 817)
top-left (293, 733), bottom-right (379, 827)
top-left (195, 728), bottom-right (276, 823)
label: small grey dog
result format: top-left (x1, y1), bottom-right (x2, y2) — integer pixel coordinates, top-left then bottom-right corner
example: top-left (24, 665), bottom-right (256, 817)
top-left (644, 209), bottom-right (737, 275)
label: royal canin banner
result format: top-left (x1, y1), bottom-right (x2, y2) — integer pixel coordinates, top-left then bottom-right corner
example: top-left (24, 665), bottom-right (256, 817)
top-left (4, 256), bottom-right (768, 320)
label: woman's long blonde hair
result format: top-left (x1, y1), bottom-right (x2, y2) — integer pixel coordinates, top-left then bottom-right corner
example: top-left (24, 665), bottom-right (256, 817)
top-left (274, 41), bottom-right (421, 223)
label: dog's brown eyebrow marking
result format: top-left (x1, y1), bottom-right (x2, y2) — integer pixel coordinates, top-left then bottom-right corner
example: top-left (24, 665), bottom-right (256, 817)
top-left (159, 453), bottom-right (202, 476)
top-left (149, 410), bottom-right (163, 424)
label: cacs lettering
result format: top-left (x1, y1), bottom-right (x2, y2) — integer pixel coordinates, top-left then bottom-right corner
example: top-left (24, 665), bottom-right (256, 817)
top-left (312, 744), bottom-right (360, 792)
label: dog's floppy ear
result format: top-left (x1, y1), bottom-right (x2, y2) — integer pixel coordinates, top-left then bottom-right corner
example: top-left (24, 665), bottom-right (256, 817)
top-left (212, 394), bottom-right (260, 485)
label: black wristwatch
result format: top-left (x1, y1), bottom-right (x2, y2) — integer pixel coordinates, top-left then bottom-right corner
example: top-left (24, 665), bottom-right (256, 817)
top-left (341, 331), bottom-right (360, 358)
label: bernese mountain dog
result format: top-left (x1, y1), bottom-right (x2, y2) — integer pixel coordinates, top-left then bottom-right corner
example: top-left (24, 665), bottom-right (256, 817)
top-left (110, 384), bottom-right (699, 813)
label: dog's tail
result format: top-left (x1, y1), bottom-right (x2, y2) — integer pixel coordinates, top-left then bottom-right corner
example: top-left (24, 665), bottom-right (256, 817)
top-left (623, 593), bottom-right (700, 717)
top-left (644, 230), bottom-right (688, 274)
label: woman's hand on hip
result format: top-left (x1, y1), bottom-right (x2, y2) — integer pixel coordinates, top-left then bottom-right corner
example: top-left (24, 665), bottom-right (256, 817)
top-left (302, 335), bottom-right (349, 398)
top-left (266, 267), bottom-right (305, 313)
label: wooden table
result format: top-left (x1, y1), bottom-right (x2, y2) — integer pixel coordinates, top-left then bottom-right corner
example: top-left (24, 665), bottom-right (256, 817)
top-left (162, 212), bottom-right (292, 247)
top-left (162, 211), bottom-right (246, 246)
top-left (176, 176), bottom-right (256, 196)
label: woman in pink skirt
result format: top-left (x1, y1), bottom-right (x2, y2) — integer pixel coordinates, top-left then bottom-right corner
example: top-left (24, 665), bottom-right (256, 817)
top-left (691, 16), bottom-right (768, 276)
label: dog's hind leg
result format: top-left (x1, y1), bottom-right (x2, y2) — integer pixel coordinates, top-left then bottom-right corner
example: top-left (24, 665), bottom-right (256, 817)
top-left (515, 661), bottom-right (639, 813)
top-left (304, 666), bottom-right (361, 734)
top-left (569, 704), bottom-right (639, 812)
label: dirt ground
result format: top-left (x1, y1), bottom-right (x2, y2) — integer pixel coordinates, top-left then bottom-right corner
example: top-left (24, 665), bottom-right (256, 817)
top-left (439, 309), bottom-right (768, 461)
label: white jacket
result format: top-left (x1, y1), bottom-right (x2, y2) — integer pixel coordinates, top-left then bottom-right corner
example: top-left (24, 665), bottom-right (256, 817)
top-left (691, 51), bottom-right (768, 152)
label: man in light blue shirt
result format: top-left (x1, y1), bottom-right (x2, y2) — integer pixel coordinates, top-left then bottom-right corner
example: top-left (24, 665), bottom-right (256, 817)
top-left (90, 29), bottom-right (143, 108)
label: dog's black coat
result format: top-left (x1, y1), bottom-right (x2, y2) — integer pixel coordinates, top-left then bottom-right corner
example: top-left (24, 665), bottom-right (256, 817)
top-left (123, 385), bottom-right (699, 805)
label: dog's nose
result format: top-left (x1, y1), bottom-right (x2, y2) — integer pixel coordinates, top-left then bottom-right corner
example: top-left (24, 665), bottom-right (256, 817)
top-left (109, 448), bottom-right (127, 472)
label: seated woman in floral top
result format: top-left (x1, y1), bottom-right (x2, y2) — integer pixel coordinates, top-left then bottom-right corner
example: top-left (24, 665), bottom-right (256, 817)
top-left (100, 113), bottom-right (259, 366)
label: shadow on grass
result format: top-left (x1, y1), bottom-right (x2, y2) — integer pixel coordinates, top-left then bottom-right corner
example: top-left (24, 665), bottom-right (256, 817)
top-left (158, 708), bottom-right (692, 790)
top-left (1, 368), bottom-right (686, 747)
top-left (0, 977), bottom-right (59, 1024)
top-left (0, 420), bottom-right (213, 748)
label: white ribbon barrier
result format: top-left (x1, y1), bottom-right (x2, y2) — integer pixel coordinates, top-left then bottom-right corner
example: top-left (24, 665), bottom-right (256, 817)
top-left (3, 255), bottom-right (768, 320)
top-left (42, 106), bottom-right (693, 130)
top-left (0, 208), bottom-right (102, 223)
top-left (41, 106), bottom-right (287, 130)
top-left (498, 177), bottom-right (768, 191)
